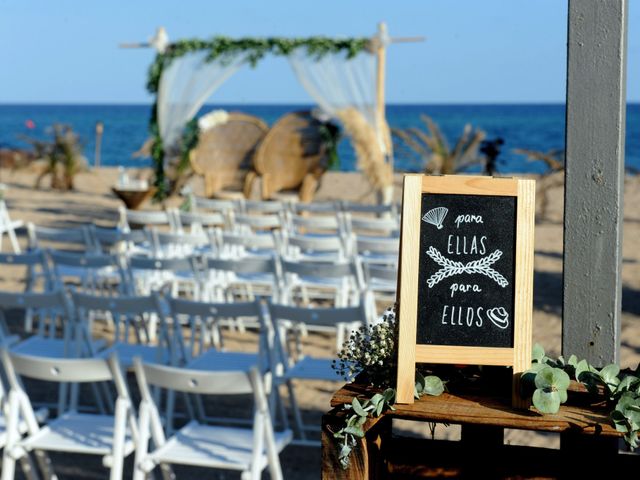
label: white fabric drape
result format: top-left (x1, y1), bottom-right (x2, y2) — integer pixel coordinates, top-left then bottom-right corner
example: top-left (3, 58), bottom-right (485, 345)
top-left (288, 49), bottom-right (387, 154)
top-left (157, 51), bottom-right (246, 152)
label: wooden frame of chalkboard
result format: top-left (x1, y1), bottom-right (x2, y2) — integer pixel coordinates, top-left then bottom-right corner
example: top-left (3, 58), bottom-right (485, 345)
top-left (395, 174), bottom-right (535, 407)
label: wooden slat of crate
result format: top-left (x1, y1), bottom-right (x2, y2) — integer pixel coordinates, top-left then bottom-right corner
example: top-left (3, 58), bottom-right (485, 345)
top-left (330, 383), bottom-right (620, 436)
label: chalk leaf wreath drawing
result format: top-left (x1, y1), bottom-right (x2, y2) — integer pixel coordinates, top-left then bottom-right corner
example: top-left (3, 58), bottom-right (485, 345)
top-left (425, 246), bottom-right (509, 288)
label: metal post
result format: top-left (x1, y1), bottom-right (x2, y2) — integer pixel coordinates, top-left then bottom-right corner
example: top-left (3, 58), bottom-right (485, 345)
top-left (563, 0), bottom-right (627, 365)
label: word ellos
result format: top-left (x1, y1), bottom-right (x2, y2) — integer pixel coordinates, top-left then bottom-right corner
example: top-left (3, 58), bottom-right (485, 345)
top-left (441, 305), bottom-right (510, 329)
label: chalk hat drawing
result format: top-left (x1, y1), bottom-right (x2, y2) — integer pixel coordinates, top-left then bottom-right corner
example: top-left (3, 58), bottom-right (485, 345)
top-left (422, 207), bottom-right (448, 229)
top-left (487, 307), bottom-right (509, 329)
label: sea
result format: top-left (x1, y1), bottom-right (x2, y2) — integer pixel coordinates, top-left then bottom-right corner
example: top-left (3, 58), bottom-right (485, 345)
top-left (1, 103), bottom-right (639, 174)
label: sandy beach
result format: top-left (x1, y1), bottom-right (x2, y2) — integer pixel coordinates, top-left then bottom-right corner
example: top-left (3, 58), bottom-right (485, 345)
top-left (0, 166), bottom-right (639, 478)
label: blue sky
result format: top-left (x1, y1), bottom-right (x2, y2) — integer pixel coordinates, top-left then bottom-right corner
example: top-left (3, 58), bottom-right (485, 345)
top-left (1, 0), bottom-right (639, 104)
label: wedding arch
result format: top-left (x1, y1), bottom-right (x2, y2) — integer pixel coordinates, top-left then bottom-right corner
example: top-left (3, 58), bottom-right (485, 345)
top-left (139, 25), bottom-right (405, 201)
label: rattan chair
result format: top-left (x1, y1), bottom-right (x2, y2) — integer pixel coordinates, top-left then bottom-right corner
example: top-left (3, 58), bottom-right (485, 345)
top-left (250, 111), bottom-right (328, 202)
top-left (190, 113), bottom-right (268, 198)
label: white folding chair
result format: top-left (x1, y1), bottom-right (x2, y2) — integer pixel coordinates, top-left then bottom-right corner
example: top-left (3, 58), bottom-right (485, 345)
top-left (280, 259), bottom-right (362, 308)
top-left (281, 233), bottom-right (351, 262)
top-left (215, 230), bottom-right (281, 260)
top-left (0, 251), bottom-right (53, 293)
top-left (89, 225), bottom-right (149, 256)
top-left (27, 223), bottom-right (95, 253)
top-left (48, 249), bottom-right (127, 296)
top-left (126, 255), bottom-right (201, 299)
top-left (118, 206), bottom-right (177, 232)
top-left (0, 198), bottom-right (22, 253)
top-left (71, 291), bottom-right (173, 368)
top-left (355, 235), bottom-right (400, 266)
top-left (0, 350), bottom-right (136, 480)
top-left (362, 263), bottom-right (398, 326)
top-left (0, 290), bottom-right (89, 359)
top-left (189, 195), bottom-right (236, 229)
top-left (199, 256), bottom-right (283, 306)
top-left (0, 251), bottom-right (54, 332)
top-left (173, 209), bottom-right (225, 238)
top-left (339, 200), bottom-right (398, 217)
top-left (345, 213), bottom-right (400, 238)
top-left (241, 200), bottom-right (286, 215)
top-left (146, 228), bottom-right (211, 259)
top-left (133, 359), bottom-right (291, 480)
top-left (268, 302), bottom-right (367, 444)
top-left (234, 213), bottom-right (284, 234)
top-left (291, 202), bottom-right (340, 215)
top-left (168, 297), bottom-right (272, 369)
top-left (285, 211), bottom-right (347, 238)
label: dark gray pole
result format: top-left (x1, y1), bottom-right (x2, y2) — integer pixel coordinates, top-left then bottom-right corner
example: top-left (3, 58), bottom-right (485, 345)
top-left (563, 0), bottom-right (627, 365)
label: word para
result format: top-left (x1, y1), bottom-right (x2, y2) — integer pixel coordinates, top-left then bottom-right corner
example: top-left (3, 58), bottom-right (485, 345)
top-left (455, 214), bottom-right (484, 229)
top-left (449, 283), bottom-right (482, 298)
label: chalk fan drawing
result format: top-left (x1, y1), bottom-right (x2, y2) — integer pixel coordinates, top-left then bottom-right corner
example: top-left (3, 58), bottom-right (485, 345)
top-left (425, 246), bottom-right (509, 288)
top-left (422, 207), bottom-right (448, 229)
top-left (487, 307), bottom-right (509, 329)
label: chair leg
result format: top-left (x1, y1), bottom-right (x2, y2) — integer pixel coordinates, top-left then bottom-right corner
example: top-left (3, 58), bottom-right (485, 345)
top-left (32, 450), bottom-right (58, 480)
top-left (18, 454), bottom-right (42, 480)
top-left (285, 379), bottom-right (306, 441)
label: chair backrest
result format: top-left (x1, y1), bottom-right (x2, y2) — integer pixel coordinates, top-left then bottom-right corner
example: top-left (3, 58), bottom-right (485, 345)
top-left (205, 256), bottom-right (279, 276)
top-left (242, 200), bottom-right (285, 215)
top-left (147, 228), bottom-right (210, 258)
top-left (3, 349), bottom-right (117, 383)
top-left (0, 290), bottom-right (73, 341)
top-left (1, 349), bottom-right (133, 427)
top-left (119, 206), bottom-right (176, 231)
top-left (268, 302), bottom-right (367, 364)
top-left (234, 213), bottom-right (283, 231)
top-left (292, 202), bottom-right (339, 215)
top-left (356, 236), bottom-right (400, 257)
top-left (71, 291), bottom-right (167, 348)
top-left (340, 201), bottom-right (397, 216)
top-left (167, 297), bottom-right (268, 359)
top-left (364, 263), bottom-right (398, 284)
top-left (135, 357), bottom-right (256, 396)
top-left (175, 210), bottom-right (226, 229)
top-left (0, 250), bottom-right (53, 291)
top-left (286, 211), bottom-right (345, 236)
top-left (27, 222), bottom-right (94, 251)
top-left (346, 214), bottom-right (400, 237)
top-left (268, 302), bottom-right (367, 330)
top-left (280, 259), bottom-right (357, 280)
top-left (217, 231), bottom-right (281, 258)
top-left (283, 233), bottom-right (349, 261)
top-left (89, 225), bottom-right (148, 253)
top-left (48, 249), bottom-right (126, 295)
top-left (191, 196), bottom-right (237, 215)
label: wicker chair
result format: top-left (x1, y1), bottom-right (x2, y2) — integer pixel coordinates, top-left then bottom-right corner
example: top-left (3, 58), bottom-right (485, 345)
top-left (190, 113), bottom-right (268, 198)
top-left (248, 111), bottom-right (328, 202)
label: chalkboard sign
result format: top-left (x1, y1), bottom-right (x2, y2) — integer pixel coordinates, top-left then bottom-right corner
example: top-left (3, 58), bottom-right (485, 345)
top-left (395, 175), bottom-right (535, 407)
top-left (417, 193), bottom-right (516, 348)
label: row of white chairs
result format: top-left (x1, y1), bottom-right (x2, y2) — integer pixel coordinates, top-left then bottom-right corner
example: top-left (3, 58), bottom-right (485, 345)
top-left (120, 202), bottom-right (400, 239)
top-left (0, 289), bottom-right (366, 477)
top-left (7, 230), bottom-right (397, 328)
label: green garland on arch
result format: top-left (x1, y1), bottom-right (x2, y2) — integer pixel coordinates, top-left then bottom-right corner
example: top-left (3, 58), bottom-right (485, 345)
top-left (146, 35), bottom-right (371, 200)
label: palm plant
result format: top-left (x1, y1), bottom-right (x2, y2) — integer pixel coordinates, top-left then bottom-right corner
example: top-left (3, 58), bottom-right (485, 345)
top-left (392, 115), bottom-right (486, 174)
top-left (513, 148), bottom-right (565, 221)
top-left (22, 124), bottom-right (86, 190)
